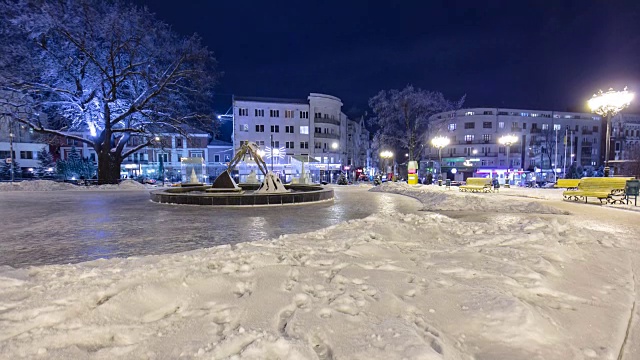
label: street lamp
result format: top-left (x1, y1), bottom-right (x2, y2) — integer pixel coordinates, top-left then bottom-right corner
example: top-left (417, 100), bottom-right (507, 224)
top-left (588, 87), bottom-right (634, 177)
top-left (498, 134), bottom-right (518, 186)
top-left (431, 136), bottom-right (450, 182)
top-left (380, 150), bottom-right (393, 180)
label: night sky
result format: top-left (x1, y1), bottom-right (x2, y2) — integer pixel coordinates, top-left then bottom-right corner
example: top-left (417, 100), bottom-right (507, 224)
top-left (136, 0), bottom-right (640, 115)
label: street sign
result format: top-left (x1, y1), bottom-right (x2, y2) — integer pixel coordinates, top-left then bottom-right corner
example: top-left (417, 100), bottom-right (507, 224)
top-left (5, 158), bottom-right (11, 163)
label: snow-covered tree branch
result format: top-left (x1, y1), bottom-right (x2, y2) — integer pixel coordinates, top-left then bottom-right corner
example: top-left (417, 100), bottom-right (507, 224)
top-left (368, 85), bottom-right (464, 161)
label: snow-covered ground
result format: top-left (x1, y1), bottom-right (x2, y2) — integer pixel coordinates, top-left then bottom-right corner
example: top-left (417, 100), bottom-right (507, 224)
top-left (0, 179), bottom-right (149, 192)
top-left (1, 183), bottom-right (639, 359)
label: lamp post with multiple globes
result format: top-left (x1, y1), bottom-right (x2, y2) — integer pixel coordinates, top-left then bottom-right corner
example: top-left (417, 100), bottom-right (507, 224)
top-left (431, 136), bottom-right (450, 184)
top-left (588, 87), bottom-right (634, 177)
top-left (498, 134), bottom-right (518, 186)
top-left (380, 150), bottom-right (393, 181)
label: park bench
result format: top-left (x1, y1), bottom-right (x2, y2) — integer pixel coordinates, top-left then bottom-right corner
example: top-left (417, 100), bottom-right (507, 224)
top-left (554, 179), bottom-right (581, 190)
top-left (563, 177), bottom-right (634, 204)
top-left (459, 177), bottom-right (493, 193)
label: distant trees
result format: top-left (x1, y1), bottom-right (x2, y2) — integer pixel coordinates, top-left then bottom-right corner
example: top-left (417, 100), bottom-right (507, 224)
top-left (56, 146), bottom-right (95, 180)
top-left (530, 128), bottom-right (558, 170)
top-left (0, 159), bottom-right (20, 180)
top-left (35, 147), bottom-right (55, 177)
top-left (368, 85), bottom-right (464, 161)
top-left (0, 0), bottom-right (220, 183)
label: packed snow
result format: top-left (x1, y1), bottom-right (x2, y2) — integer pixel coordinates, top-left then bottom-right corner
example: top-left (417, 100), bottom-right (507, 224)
top-left (0, 179), bottom-right (149, 192)
top-left (1, 184), bottom-right (639, 359)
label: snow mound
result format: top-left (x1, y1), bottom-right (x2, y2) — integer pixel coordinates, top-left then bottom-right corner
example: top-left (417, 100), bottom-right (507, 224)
top-left (0, 180), bottom-right (79, 192)
top-left (370, 182), bottom-right (567, 214)
top-left (117, 179), bottom-right (148, 190)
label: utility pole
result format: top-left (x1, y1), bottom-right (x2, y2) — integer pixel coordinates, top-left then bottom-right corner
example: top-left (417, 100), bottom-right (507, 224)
top-left (554, 127), bottom-right (558, 182)
top-left (270, 134), bottom-right (274, 172)
top-left (563, 127), bottom-right (568, 178)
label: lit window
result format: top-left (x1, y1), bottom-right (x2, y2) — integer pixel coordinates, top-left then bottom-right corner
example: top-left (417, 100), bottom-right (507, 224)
top-left (553, 124), bottom-right (561, 131)
top-left (465, 111), bottom-right (475, 116)
top-left (542, 124), bottom-right (549, 130)
top-left (498, 122), bottom-right (505, 129)
top-left (448, 123), bottom-right (456, 131)
top-left (300, 126), bottom-right (309, 134)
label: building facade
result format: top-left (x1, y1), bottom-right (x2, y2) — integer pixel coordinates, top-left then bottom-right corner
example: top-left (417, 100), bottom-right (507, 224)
top-left (233, 93), bottom-right (370, 183)
top-left (428, 107), bottom-right (603, 184)
top-left (0, 121), bottom-right (49, 177)
top-left (611, 113), bottom-right (640, 176)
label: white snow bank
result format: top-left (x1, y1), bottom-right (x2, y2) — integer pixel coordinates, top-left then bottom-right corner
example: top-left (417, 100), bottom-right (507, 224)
top-left (370, 182), bottom-right (568, 214)
top-left (0, 210), bottom-right (634, 359)
top-left (0, 179), bottom-right (150, 192)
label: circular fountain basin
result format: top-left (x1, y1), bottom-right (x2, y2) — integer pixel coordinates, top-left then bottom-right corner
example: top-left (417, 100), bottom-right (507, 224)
top-left (150, 183), bottom-right (334, 206)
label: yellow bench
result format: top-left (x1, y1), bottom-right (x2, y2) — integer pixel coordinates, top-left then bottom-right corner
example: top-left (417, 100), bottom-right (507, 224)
top-left (459, 177), bottom-right (493, 193)
top-left (563, 177), bottom-right (634, 204)
top-left (554, 179), bottom-right (581, 190)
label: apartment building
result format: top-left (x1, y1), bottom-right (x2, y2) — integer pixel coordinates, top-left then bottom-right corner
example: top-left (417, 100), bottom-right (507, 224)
top-left (0, 121), bottom-right (49, 176)
top-left (233, 93), bottom-right (370, 183)
top-left (429, 108), bottom-right (602, 184)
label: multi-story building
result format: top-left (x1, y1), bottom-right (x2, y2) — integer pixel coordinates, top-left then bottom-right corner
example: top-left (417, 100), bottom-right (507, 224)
top-left (611, 113), bottom-right (640, 176)
top-left (233, 93), bottom-right (371, 183)
top-left (428, 108), bottom-right (603, 184)
top-left (0, 121), bottom-right (49, 177)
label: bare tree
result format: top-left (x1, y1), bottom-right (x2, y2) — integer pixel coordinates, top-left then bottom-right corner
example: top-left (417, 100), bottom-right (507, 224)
top-left (0, 0), bottom-right (219, 183)
top-left (530, 128), bottom-right (558, 171)
top-left (368, 85), bottom-right (463, 162)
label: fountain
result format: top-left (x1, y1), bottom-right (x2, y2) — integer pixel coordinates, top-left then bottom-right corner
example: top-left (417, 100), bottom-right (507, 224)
top-left (150, 142), bottom-right (333, 206)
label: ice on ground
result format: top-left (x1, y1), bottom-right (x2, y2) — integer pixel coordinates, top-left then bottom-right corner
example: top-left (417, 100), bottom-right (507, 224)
top-left (0, 179), bottom-right (150, 192)
top-left (370, 182), bottom-right (568, 214)
top-left (1, 185), bottom-right (639, 359)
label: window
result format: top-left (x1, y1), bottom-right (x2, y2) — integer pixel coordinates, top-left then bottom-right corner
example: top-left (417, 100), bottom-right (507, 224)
top-left (285, 125), bottom-right (294, 133)
top-left (255, 109), bottom-right (264, 117)
top-left (176, 137), bottom-right (183, 147)
top-left (481, 160), bottom-right (487, 166)
top-left (499, 146), bottom-right (505, 154)
top-left (285, 110), bottom-right (294, 118)
top-left (483, 111), bottom-right (493, 115)
top-left (273, 141), bottom-right (280, 148)
top-left (465, 111), bottom-right (475, 116)
top-left (270, 109), bottom-right (280, 117)
top-left (592, 126), bottom-right (598, 132)
top-left (498, 111), bottom-right (508, 115)
top-left (522, 123), bottom-right (527, 129)
top-left (300, 126), bottom-right (309, 134)
top-left (464, 134), bottom-right (474, 143)
top-left (300, 141), bottom-right (309, 149)
top-left (542, 124), bottom-right (549, 130)
top-left (300, 111), bottom-right (309, 119)
top-left (315, 127), bottom-right (322, 133)
top-left (520, 112), bottom-right (529, 117)
top-left (286, 141), bottom-right (295, 149)
top-left (20, 151), bottom-right (34, 159)
top-left (256, 140), bottom-right (265, 146)
top-left (553, 124), bottom-right (561, 131)
top-left (270, 125), bottom-right (280, 133)
top-left (531, 113), bottom-right (539, 117)
top-left (315, 112), bottom-right (322, 118)
top-left (256, 124), bottom-right (265, 132)
top-left (511, 122), bottom-right (519, 129)
top-left (315, 142), bottom-right (322, 149)
top-left (448, 123), bottom-right (457, 131)
top-left (482, 134), bottom-right (491, 142)
top-left (240, 124), bottom-right (249, 132)
top-left (238, 108), bottom-right (248, 116)
top-left (464, 147), bottom-right (472, 155)
top-left (483, 122), bottom-right (492, 129)
top-left (464, 122), bottom-right (475, 129)
top-left (498, 122), bottom-right (505, 129)
top-left (214, 155), bottom-right (220, 162)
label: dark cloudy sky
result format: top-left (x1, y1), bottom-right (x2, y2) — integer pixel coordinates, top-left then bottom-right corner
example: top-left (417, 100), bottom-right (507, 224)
top-left (136, 0), bottom-right (640, 115)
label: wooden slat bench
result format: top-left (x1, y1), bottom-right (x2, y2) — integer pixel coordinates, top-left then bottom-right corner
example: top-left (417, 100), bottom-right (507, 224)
top-left (554, 179), bottom-right (581, 190)
top-left (563, 177), bottom-right (634, 204)
top-left (459, 178), bottom-right (493, 193)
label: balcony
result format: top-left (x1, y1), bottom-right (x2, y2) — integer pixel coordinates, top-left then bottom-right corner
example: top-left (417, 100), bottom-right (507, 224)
top-left (314, 117), bottom-right (341, 126)
top-left (581, 129), bottom-right (593, 135)
top-left (314, 132), bottom-right (340, 140)
top-left (530, 128), bottom-right (542, 134)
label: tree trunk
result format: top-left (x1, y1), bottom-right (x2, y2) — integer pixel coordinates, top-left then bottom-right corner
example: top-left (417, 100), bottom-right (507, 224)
top-left (97, 151), bottom-right (121, 184)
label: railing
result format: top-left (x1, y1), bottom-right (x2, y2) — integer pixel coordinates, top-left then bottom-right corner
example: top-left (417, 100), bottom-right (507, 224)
top-left (582, 129), bottom-right (593, 135)
top-left (314, 117), bottom-right (341, 126)
top-left (530, 128), bottom-right (542, 134)
top-left (314, 132), bottom-right (340, 140)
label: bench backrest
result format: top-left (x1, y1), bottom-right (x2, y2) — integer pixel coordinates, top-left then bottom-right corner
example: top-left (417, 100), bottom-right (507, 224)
top-left (577, 177), bottom-right (634, 191)
top-left (555, 179), bottom-right (581, 188)
top-left (466, 177), bottom-right (492, 186)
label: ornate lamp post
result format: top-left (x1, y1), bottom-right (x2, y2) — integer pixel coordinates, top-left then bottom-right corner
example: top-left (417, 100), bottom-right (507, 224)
top-left (431, 136), bottom-right (450, 183)
top-left (380, 150), bottom-right (393, 180)
top-left (588, 87), bottom-right (634, 177)
top-left (498, 134), bottom-right (518, 186)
